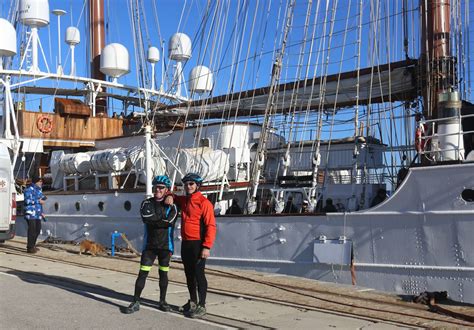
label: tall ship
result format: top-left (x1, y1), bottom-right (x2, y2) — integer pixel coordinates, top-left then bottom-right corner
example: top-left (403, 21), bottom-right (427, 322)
top-left (1, 0), bottom-right (473, 303)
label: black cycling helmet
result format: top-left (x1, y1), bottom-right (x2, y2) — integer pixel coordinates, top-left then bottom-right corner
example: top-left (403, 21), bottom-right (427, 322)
top-left (152, 175), bottom-right (171, 188)
top-left (181, 172), bottom-right (203, 185)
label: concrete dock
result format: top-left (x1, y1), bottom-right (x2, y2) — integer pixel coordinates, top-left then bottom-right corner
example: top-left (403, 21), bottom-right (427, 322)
top-left (1, 237), bottom-right (473, 329)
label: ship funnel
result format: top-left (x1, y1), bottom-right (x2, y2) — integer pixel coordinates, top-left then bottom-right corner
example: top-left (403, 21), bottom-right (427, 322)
top-left (100, 43), bottom-right (130, 83)
top-left (0, 19), bottom-right (17, 69)
top-left (437, 91), bottom-right (464, 161)
top-left (189, 66), bottom-right (213, 94)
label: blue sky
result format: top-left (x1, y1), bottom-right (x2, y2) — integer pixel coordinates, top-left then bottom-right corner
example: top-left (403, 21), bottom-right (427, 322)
top-left (0, 0), bottom-right (472, 119)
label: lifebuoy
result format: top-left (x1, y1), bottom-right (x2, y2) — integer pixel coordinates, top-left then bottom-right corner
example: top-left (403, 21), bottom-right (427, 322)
top-left (415, 126), bottom-right (425, 153)
top-left (37, 115), bottom-right (53, 134)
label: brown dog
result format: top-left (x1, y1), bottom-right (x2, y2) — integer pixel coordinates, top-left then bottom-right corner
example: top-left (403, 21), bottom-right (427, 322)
top-left (79, 239), bottom-right (105, 256)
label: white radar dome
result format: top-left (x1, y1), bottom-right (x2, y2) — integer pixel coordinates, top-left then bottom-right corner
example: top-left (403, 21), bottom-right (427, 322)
top-left (100, 43), bottom-right (130, 79)
top-left (65, 26), bottom-right (80, 45)
top-left (168, 33), bottom-right (191, 61)
top-left (147, 46), bottom-right (160, 63)
top-left (19, 0), bottom-right (50, 27)
top-left (0, 19), bottom-right (17, 57)
top-left (189, 66), bottom-right (213, 93)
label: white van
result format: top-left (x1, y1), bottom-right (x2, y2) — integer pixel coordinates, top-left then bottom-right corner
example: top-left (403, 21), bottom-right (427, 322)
top-left (0, 143), bottom-right (16, 242)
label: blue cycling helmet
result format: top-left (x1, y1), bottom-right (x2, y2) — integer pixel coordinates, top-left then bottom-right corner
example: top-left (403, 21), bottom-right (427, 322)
top-left (152, 175), bottom-right (171, 188)
top-left (181, 172), bottom-right (203, 184)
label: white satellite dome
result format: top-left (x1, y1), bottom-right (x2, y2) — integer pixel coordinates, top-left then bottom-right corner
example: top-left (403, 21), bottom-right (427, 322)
top-left (189, 66), bottom-right (213, 93)
top-left (19, 0), bottom-right (50, 27)
top-left (0, 19), bottom-right (17, 57)
top-left (168, 33), bottom-right (191, 61)
top-left (100, 43), bottom-right (130, 79)
top-left (147, 46), bottom-right (160, 63)
top-left (65, 26), bottom-right (80, 45)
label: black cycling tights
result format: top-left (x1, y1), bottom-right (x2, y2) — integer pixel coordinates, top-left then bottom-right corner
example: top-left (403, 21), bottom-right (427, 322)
top-left (134, 269), bottom-right (168, 302)
top-left (181, 240), bottom-right (208, 306)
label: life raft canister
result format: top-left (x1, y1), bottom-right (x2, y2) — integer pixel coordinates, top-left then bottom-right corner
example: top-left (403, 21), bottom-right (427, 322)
top-left (36, 115), bottom-right (53, 134)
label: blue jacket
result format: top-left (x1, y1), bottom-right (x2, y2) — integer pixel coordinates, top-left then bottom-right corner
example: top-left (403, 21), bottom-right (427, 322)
top-left (24, 184), bottom-right (45, 220)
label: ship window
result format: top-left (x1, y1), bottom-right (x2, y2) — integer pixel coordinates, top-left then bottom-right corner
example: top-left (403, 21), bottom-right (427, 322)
top-left (75, 202), bottom-right (81, 211)
top-left (199, 138), bottom-right (211, 148)
top-left (98, 201), bottom-right (104, 211)
top-left (54, 202), bottom-right (59, 212)
top-left (461, 189), bottom-right (474, 202)
top-left (124, 201), bottom-right (132, 211)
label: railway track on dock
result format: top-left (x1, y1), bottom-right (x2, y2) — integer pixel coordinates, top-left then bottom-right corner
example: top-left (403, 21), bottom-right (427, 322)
top-left (2, 240), bottom-right (473, 328)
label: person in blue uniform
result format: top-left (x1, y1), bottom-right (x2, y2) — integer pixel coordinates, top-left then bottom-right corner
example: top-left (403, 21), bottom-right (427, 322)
top-left (24, 177), bottom-right (47, 253)
top-left (124, 175), bottom-right (178, 314)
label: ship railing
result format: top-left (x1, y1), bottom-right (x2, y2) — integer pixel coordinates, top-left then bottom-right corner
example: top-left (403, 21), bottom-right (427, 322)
top-left (416, 113), bottom-right (474, 161)
top-left (1, 69), bottom-right (189, 107)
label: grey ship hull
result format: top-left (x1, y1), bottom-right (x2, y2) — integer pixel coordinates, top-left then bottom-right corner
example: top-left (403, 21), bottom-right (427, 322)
top-left (16, 162), bottom-right (474, 303)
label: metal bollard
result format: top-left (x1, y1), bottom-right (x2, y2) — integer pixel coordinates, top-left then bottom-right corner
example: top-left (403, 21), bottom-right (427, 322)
top-left (111, 231), bottom-right (123, 256)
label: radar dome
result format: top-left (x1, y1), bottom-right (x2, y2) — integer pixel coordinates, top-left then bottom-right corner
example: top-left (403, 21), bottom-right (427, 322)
top-left (100, 43), bottom-right (130, 79)
top-left (19, 0), bottom-right (50, 27)
top-left (168, 33), bottom-right (191, 61)
top-left (65, 26), bottom-right (80, 45)
top-left (147, 46), bottom-right (160, 63)
top-left (0, 19), bottom-right (17, 57)
top-left (189, 66), bottom-right (213, 93)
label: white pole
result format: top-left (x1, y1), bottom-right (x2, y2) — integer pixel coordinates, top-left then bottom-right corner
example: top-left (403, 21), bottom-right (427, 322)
top-left (31, 26), bottom-right (39, 72)
top-left (57, 14), bottom-right (62, 73)
top-left (53, 9), bottom-right (67, 74)
top-left (70, 45), bottom-right (75, 76)
top-left (175, 61), bottom-right (182, 97)
top-left (151, 62), bottom-right (155, 90)
top-left (145, 125), bottom-right (153, 198)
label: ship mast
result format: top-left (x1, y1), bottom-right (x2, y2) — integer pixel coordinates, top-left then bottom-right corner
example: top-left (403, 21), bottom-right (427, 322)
top-left (247, 0), bottom-right (296, 214)
top-left (420, 0), bottom-right (454, 120)
top-left (89, 0), bottom-right (107, 115)
top-left (420, 0), bottom-right (464, 161)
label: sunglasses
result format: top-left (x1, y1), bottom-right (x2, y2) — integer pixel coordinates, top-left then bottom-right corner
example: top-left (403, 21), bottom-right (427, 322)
top-left (184, 182), bottom-right (196, 186)
top-left (155, 185), bottom-right (167, 190)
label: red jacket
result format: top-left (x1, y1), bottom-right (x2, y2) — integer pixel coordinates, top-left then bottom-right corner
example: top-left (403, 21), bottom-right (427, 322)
top-left (174, 192), bottom-right (216, 249)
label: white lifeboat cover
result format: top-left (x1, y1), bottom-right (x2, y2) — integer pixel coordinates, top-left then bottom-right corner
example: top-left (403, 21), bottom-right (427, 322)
top-left (165, 147), bottom-right (229, 183)
top-left (90, 148), bottom-right (127, 172)
top-left (59, 153), bottom-right (91, 174)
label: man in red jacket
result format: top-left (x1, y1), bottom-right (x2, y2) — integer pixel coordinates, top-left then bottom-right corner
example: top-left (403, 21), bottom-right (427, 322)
top-left (167, 173), bottom-right (216, 319)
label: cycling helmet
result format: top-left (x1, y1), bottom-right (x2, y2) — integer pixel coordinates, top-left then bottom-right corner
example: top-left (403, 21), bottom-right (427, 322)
top-left (152, 175), bottom-right (171, 188)
top-left (181, 172), bottom-right (203, 184)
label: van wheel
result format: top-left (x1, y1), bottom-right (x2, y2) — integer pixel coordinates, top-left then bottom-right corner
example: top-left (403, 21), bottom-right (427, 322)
top-left (0, 240), bottom-right (5, 244)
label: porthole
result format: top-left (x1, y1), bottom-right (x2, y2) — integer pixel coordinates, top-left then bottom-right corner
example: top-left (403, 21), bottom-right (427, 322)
top-left (124, 201), bottom-right (132, 211)
top-left (98, 201), bottom-right (104, 211)
top-left (461, 189), bottom-right (474, 202)
top-left (54, 202), bottom-right (59, 212)
top-left (75, 202), bottom-right (81, 211)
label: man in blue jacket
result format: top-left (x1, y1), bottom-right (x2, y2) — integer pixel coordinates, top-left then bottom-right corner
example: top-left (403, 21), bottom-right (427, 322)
top-left (24, 177), bottom-right (47, 253)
